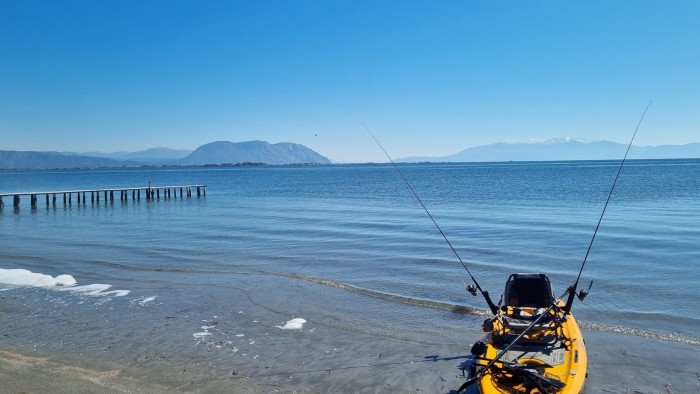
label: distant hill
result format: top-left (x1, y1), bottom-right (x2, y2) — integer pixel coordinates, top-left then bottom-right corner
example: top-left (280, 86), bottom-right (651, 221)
top-left (74, 147), bottom-right (193, 163)
top-left (0, 141), bottom-right (330, 169)
top-left (0, 151), bottom-right (135, 170)
top-left (178, 141), bottom-right (331, 165)
top-left (398, 139), bottom-right (700, 162)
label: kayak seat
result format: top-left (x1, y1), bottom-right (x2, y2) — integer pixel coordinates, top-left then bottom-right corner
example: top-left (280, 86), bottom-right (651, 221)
top-left (503, 273), bottom-right (555, 309)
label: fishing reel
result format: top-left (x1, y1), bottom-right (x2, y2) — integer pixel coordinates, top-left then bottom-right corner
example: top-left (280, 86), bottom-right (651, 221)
top-left (577, 281), bottom-right (593, 301)
top-left (461, 279), bottom-right (478, 296)
top-left (576, 289), bottom-right (589, 301)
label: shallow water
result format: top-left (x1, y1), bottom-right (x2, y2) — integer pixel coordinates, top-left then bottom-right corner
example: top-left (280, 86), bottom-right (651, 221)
top-left (1, 160), bottom-right (699, 345)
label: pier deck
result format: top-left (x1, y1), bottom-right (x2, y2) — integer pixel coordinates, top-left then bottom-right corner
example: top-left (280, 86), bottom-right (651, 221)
top-left (0, 184), bottom-right (206, 209)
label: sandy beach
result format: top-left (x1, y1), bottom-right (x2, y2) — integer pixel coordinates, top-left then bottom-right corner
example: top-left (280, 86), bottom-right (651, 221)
top-left (0, 329), bottom-right (698, 393)
top-left (1, 277), bottom-right (698, 394)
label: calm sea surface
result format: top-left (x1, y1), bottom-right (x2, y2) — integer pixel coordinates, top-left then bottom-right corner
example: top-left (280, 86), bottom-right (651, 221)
top-left (1, 160), bottom-right (699, 343)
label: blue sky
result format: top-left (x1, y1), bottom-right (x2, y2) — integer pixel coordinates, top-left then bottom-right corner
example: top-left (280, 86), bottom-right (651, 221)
top-left (1, 1), bottom-right (698, 163)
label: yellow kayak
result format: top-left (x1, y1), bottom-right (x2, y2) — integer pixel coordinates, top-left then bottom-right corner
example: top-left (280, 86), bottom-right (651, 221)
top-left (461, 273), bottom-right (588, 394)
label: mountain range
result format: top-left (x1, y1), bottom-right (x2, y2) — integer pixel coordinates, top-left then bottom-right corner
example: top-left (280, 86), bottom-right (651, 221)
top-left (398, 138), bottom-right (700, 162)
top-left (180, 141), bottom-right (330, 166)
top-left (2, 138), bottom-right (699, 170)
top-left (74, 147), bottom-right (194, 163)
top-left (0, 141), bottom-right (330, 170)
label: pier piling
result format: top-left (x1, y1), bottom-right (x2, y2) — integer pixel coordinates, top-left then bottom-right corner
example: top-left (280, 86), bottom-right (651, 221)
top-left (1, 184), bottom-right (206, 211)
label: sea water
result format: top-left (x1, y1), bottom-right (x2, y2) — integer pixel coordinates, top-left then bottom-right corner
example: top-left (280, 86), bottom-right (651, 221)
top-left (0, 160), bottom-right (698, 346)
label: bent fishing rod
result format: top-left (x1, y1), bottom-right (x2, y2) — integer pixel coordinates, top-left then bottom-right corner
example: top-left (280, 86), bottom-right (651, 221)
top-left (458, 102), bottom-right (654, 392)
top-left (563, 100), bottom-right (653, 314)
top-left (364, 124), bottom-right (499, 315)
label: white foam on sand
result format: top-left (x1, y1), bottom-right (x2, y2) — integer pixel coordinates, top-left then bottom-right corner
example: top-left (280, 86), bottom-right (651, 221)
top-left (59, 284), bottom-right (130, 297)
top-left (0, 268), bottom-right (76, 288)
top-left (0, 268), bottom-right (129, 297)
top-left (194, 326), bottom-right (215, 339)
top-left (275, 318), bottom-right (307, 330)
top-left (139, 296), bottom-right (156, 305)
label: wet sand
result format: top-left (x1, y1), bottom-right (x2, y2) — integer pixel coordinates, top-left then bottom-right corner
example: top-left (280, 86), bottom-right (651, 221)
top-left (1, 275), bottom-right (698, 393)
top-left (1, 328), bottom-right (698, 393)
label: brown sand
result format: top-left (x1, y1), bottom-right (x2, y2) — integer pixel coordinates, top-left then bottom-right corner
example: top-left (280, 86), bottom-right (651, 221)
top-left (0, 274), bottom-right (697, 393)
top-left (1, 326), bottom-right (698, 393)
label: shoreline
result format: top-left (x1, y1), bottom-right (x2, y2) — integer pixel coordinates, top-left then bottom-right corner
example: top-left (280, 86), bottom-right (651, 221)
top-left (1, 281), bottom-right (698, 393)
top-left (2, 157), bottom-right (699, 173)
top-left (1, 330), bottom-right (698, 393)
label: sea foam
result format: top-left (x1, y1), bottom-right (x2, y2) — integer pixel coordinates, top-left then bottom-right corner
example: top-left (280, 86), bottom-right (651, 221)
top-left (0, 268), bottom-right (76, 288)
top-left (275, 318), bottom-right (307, 330)
top-left (0, 268), bottom-right (129, 296)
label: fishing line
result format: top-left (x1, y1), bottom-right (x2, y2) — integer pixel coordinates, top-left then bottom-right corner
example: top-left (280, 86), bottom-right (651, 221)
top-left (363, 124), bottom-right (497, 314)
top-left (565, 100), bottom-right (654, 313)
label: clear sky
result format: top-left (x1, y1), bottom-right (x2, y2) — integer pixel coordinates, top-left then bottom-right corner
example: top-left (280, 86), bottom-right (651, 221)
top-left (1, 1), bottom-right (698, 163)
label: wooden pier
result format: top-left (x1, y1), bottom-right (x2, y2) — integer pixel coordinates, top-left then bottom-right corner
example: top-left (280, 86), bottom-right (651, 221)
top-left (0, 184), bottom-right (206, 210)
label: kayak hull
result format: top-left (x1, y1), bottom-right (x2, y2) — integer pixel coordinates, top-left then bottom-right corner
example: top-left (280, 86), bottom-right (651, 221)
top-left (474, 304), bottom-right (587, 394)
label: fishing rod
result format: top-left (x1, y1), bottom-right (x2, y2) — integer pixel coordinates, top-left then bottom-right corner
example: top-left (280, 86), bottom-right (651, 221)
top-left (457, 103), bottom-right (653, 393)
top-left (364, 124), bottom-right (499, 315)
top-left (564, 101), bottom-right (653, 313)
top-left (456, 280), bottom-right (585, 393)
top-left (457, 299), bottom-right (561, 392)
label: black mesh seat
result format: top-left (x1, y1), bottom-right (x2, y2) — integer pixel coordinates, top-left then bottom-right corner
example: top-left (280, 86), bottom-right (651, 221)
top-left (503, 273), bottom-right (555, 309)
